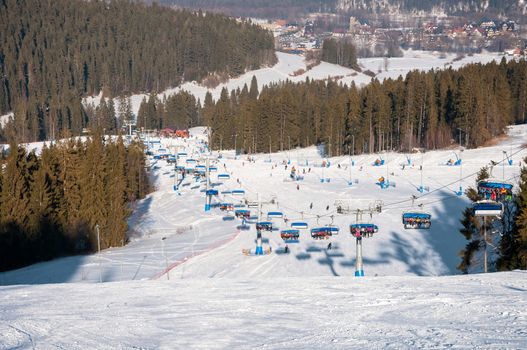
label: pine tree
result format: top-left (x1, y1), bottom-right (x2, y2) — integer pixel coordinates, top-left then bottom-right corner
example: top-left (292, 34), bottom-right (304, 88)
top-left (458, 167), bottom-right (488, 273)
top-left (103, 137), bottom-right (128, 248)
top-left (79, 132), bottom-right (107, 250)
top-left (510, 157), bottom-right (527, 269)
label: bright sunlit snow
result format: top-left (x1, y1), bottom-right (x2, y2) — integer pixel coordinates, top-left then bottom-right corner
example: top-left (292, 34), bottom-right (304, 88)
top-left (1, 124), bottom-right (526, 349)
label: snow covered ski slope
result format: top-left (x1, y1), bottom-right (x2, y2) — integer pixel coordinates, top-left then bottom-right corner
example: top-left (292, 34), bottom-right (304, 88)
top-left (2, 124), bottom-right (526, 285)
top-left (1, 125), bottom-right (527, 349)
top-left (1, 272), bottom-right (526, 349)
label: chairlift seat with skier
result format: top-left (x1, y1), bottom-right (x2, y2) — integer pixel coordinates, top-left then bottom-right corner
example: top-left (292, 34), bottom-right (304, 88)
top-left (310, 227), bottom-right (333, 240)
top-left (477, 180), bottom-right (513, 201)
top-left (256, 221), bottom-right (273, 231)
top-left (350, 223), bottom-right (378, 237)
top-left (402, 212), bottom-right (431, 229)
top-left (445, 152), bottom-right (462, 166)
top-left (280, 229), bottom-right (300, 243)
top-left (234, 209), bottom-right (251, 218)
top-left (373, 158), bottom-right (385, 166)
top-left (220, 203), bottom-right (234, 211)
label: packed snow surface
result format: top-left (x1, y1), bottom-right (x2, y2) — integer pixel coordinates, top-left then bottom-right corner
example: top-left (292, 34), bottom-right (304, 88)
top-left (1, 272), bottom-right (526, 349)
top-left (1, 124), bottom-right (526, 349)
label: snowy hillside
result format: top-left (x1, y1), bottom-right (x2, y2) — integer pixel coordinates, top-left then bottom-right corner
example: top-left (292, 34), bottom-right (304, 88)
top-left (83, 50), bottom-right (507, 116)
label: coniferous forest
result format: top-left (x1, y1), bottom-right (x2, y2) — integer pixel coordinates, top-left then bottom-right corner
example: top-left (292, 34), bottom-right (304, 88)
top-left (0, 0), bottom-right (276, 142)
top-left (0, 135), bottom-right (150, 272)
top-left (136, 57), bottom-right (527, 155)
top-left (198, 58), bottom-right (527, 155)
top-left (321, 38), bottom-right (358, 70)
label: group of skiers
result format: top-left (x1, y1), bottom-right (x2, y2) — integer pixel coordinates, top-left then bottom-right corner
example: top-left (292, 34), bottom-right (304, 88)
top-left (479, 186), bottom-right (513, 202)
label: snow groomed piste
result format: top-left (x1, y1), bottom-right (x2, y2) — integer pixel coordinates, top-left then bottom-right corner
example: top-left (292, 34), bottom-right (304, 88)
top-left (1, 125), bottom-right (527, 350)
top-left (1, 124), bottom-right (526, 284)
top-left (127, 124), bottom-right (526, 279)
top-left (127, 123), bottom-right (527, 279)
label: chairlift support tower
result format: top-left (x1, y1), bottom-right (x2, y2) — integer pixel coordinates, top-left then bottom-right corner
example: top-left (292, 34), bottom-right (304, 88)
top-left (346, 207), bottom-right (378, 277)
top-left (204, 157), bottom-right (211, 211)
top-left (253, 193), bottom-right (274, 255)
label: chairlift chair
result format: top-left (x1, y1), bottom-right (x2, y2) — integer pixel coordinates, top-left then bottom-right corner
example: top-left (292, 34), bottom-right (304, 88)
top-left (291, 221), bottom-right (309, 229)
top-left (372, 158), bottom-right (385, 166)
top-left (256, 221), bottom-right (273, 231)
top-left (234, 209), bottom-right (251, 219)
top-left (349, 223), bottom-right (379, 238)
top-left (267, 211), bottom-right (284, 219)
top-left (310, 227), bottom-right (332, 240)
top-left (220, 203), bottom-right (234, 211)
top-left (232, 189), bottom-right (246, 196)
top-left (473, 200), bottom-right (504, 217)
top-left (325, 225), bottom-right (340, 235)
top-left (477, 179), bottom-right (513, 202)
top-left (402, 212), bottom-right (432, 229)
top-left (205, 189), bottom-right (218, 196)
top-left (280, 229), bottom-right (300, 243)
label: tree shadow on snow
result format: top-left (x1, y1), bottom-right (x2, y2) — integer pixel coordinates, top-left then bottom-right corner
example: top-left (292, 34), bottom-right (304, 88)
top-left (376, 189), bottom-right (468, 275)
top-left (299, 243), bottom-right (345, 276)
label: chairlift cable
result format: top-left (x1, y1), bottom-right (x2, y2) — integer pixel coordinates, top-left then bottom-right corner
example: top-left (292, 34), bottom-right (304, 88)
top-left (383, 143), bottom-right (527, 209)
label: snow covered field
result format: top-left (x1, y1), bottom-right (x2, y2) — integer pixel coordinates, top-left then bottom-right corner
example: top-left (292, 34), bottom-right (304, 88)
top-left (1, 124), bottom-right (526, 348)
top-left (83, 49), bottom-right (509, 116)
top-left (1, 272), bottom-right (526, 349)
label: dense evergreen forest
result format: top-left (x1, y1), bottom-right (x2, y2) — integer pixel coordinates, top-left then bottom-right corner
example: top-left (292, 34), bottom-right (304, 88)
top-left (0, 0), bottom-right (276, 142)
top-left (156, 0), bottom-right (337, 19)
top-left (158, 0), bottom-right (527, 20)
top-left (134, 58), bottom-right (527, 156)
top-left (321, 39), bottom-right (358, 70)
top-left (0, 135), bottom-right (150, 272)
